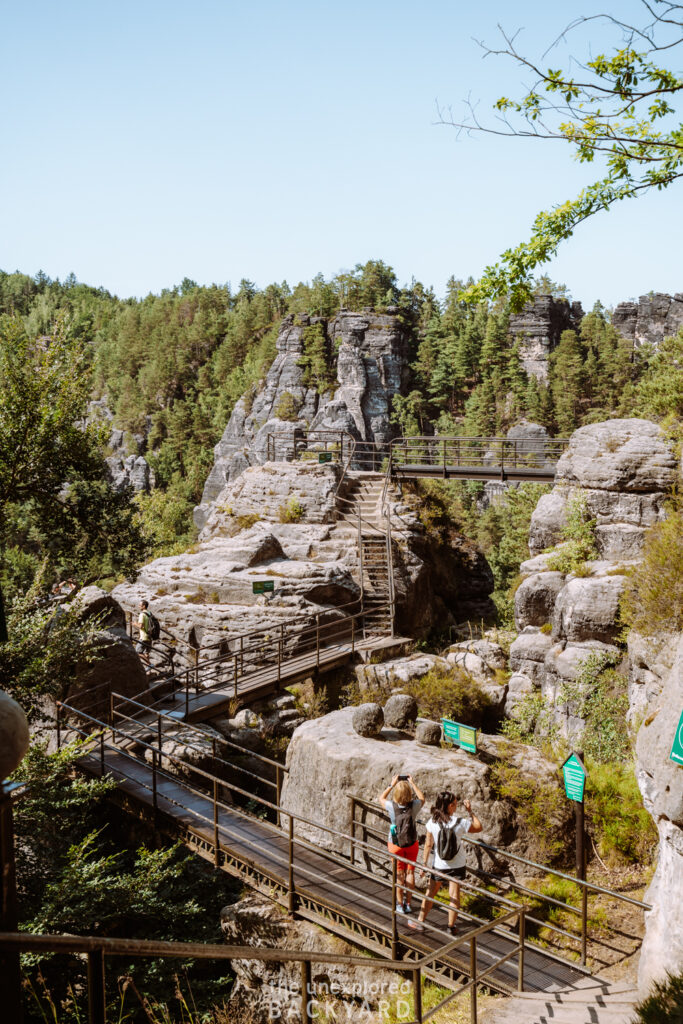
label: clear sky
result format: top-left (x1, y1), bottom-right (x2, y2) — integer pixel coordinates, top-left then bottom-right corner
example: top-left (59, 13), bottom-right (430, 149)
top-left (1, 0), bottom-right (680, 309)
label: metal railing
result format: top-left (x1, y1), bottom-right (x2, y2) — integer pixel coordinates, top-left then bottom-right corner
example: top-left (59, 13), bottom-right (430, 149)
top-left (0, 908), bottom-right (527, 1024)
top-left (350, 795), bottom-right (651, 968)
top-left (55, 699), bottom-right (535, 997)
top-left (388, 435), bottom-right (570, 481)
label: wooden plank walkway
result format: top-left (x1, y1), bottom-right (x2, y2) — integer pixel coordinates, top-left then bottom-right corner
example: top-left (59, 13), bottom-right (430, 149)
top-left (166, 634), bottom-right (410, 720)
top-left (81, 747), bottom-right (593, 995)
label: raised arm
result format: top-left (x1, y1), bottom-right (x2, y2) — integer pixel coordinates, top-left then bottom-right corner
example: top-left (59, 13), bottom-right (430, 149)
top-left (379, 775), bottom-right (399, 810)
top-left (463, 799), bottom-right (482, 834)
top-left (408, 775), bottom-right (425, 805)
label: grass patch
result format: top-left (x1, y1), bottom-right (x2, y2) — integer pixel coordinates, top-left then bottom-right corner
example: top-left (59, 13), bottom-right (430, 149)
top-left (489, 752), bottom-right (567, 863)
top-left (278, 495), bottom-right (305, 523)
top-left (587, 759), bottom-right (658, 866)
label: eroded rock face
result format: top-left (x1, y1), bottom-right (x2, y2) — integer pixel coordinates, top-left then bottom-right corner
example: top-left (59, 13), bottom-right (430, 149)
top-left (627, 632), bottom-right (683, 992)
top-left (552, 576), bottom-right (625, 644)
top-left (194, 310), bottom-right (409, 529)
top-left (280, 708), bottom-right (568, 862)
top-left (508, 295), bottom-right (583, 379)
top-left (220, 895), bottom-right (404, 1023)
top-left (613, 292), bottom-right (683, 349)
top-left (88, 399), bottom-right (155, 493)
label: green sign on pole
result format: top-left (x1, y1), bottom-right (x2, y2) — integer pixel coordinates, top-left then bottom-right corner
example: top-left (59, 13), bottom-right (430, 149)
top-left (442, 718), bottom-right (477, 753)
top-left (318, 451), bottom-right (333, 463)
top-left (669, 708), bottom-right (683, 766)
top-left (252, 580), bottom-right (275, 595)
top-left (562, 752), bottom-right (587, 802)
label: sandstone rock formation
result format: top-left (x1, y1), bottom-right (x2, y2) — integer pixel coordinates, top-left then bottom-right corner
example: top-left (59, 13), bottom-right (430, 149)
top-left (88, 399), bottom-right (155, 492)
top-left (63, 586), bottom-right (147, 716)
top-left (194, 309), bottom-right (409, 529)
top-left (0, 689), bottom-right (30, 780)
top-left (220, 895), bottom-right (404, 1023)
top-left (613, 291), bottom-right (683, 349)
top-left (508, 295), bottom-right (583, 379)
top-left (510, 419), bottom-right (676, 742)
top-left (280, 707), bottom-right (569, 863)
top-left (625, 633), bottom-right (683, 991)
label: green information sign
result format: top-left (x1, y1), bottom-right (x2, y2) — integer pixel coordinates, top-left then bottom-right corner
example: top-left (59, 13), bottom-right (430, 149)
top-left (252, 580), bottom-right (275, 595)
top-left (318, 451), bottom-right (333, 463)
top-left (669, 708), bottom-right (683, 766)
top-left (562, 752), bottom-right (587, 802)
top-left (442, 718), bottom-right (477, 753)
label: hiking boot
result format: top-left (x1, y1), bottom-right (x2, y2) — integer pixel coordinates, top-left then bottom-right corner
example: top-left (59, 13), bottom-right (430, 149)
top-left (403, 901), bottom-right (412, 914)
top-left (407, 919), bottom-right (424, 932)
top-left (396, 903), bottom-right (405, 914)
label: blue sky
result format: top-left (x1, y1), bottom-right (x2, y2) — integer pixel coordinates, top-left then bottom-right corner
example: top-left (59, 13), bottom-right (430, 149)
top-left (1, 0), bottom-right (680, 308)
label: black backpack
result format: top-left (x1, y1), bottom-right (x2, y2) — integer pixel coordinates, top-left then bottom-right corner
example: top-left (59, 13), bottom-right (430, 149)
top-left (146, 611), bottom-right (161, 641)
top-left (436, 818), bottom-right (462, 861)
top-left (389, 803), bottom-right (417, 848)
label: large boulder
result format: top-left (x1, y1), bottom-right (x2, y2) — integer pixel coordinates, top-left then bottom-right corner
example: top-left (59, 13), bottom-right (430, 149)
top-left (552, 576), bottom-right (626, 643)
top-left (514, 572), bottom-right (565, 630)
top-left (352, 703), bottom-right (384, 738)
top-left (0, 689), bottom-right (29, 779)
top-left (383, 693), bottom-right (418, 730)
top-left (280, 708), bottom-right (566, 862)
top-left (554, 419), bottom-right (677, 493)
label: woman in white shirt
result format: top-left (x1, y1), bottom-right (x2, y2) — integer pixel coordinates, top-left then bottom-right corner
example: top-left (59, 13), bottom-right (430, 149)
top-left (407, 789), bottom-right (482, 936)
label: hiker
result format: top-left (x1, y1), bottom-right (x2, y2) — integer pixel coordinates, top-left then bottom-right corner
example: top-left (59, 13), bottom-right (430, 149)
top-left (378, 774), bottom-right (425, 915)
top-left (408, 791), bottom-right (482, 936)
top-left (136, 599), bottom-right (154, 666)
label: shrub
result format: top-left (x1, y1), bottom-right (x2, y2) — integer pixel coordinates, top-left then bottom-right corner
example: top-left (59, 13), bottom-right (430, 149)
top-left (278, 496), bottom-right (305, 523)
top-left (546, 495), bottom-right (598, 575)
top-left (402, 666), bottom-right (493, 727)
top-left (274, 391), bottom-right (300, 421)
top-left (621, 504), bottom-right (683, 636)
top-left (587, 759), bottom-right (657, 865)
top-left (558, 650), bottom-right (629, 764)
top-left (489, 754), bottom-right (567, 863)
top-left (235, 513), bottom-right (261, 530)
top-left (635, 970), bottom-right (683, 1024)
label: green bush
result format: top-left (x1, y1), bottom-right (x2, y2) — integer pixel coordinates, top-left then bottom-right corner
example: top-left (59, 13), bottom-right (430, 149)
top-left (635, 970), bottom-right (683, 1024)
top-left (278, 496), bottom-right (305, 523)
top-left (587, 760), bottom-right (657, 866)
top-left (489, 754), bottom-right (567, 863)
top-left (274, 391), bottom-right (300, 421)
top-left (546, 495), bottom-right (598, 575)
top-left (403, 666), bottom-right (493, 727)
top-left (558, 651), bottom-right (630, 764)
top-left (621, 504), bottom-right (683, 636)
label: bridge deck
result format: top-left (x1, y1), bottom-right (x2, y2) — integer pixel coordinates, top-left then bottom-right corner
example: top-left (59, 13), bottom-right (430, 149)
top-left (82, 749), bottom-right (591, 995)
top-left (392, 463), bottom-right (558, 483)
top-left (168, 634), bottom-right (407, 720)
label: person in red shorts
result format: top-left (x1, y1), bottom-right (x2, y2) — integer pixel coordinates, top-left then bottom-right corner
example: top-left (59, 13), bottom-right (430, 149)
top-left (378, 774), bottom-right (425, 914)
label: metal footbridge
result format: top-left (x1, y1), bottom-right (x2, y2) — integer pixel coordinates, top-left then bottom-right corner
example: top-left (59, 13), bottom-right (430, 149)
top-left (53, 691), bottom-right (649, 1009)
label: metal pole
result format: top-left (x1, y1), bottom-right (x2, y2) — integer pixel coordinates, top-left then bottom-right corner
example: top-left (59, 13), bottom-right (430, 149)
top-left (470, 936), bottom-right (478, 1024)
top-left (350, 797), bottom-right (355, 866)
top-left (316, 615), bottom-right (320, 671)
top-left (288, 815), bottom-right (296, 915)
top-left (0, 784), bottom-right (22, 1024)
top-left (413, 968), bottom-right (423, 1023)
top-left (276, 766), bottom-right (282, 829)
top-left (234, 655), bottom-right (238, 700)
top-left (185, 673), bottom-right (189, 719)
top-left (581, 882), bottom-right (588, 965)
top-left (351, 615), bottom-right (355, 654)
top-left (56, 702), bottom-right (62, 750)
top-left (152, 749), bottom-right (157, 816)
top-left (193, 647), bottom-right (199, 694)
top-left (391, 856), bottom-right (399, 960)
top-left (301, 959), bottom-right (312, 1024)
top-left (87, 948), bottom-right (106, 1024)
top-left (99, 731), bottom-right (105, 776)
top-left (518, 908), bottom-right (525, 991)
top-left (213, 779), bottom-right (219, 868)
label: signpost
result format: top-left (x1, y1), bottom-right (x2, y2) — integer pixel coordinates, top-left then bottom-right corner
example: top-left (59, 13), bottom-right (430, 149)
top-left (562, 751), bottom-right (588, 884)
top-left (318, 451), bottom-right (333, 463)
top-left (669, 708), bottom-right (683, 766)
top-left (252, 580), bottom-right (275, 595)
top-left (442, 718), bottom-right (477, 753)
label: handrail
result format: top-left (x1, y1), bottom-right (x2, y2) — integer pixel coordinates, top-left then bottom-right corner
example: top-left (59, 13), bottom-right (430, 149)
top-left (58, 699), bottom-right (595, 991)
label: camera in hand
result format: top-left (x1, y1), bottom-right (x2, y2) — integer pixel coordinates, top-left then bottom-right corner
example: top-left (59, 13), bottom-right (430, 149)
top-left (398, 774), bottom-right (408, 781)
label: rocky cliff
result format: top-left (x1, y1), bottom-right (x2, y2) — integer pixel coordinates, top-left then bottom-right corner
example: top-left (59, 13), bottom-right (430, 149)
top-left (613, 291), bottom-right (683, 349)
top-left (508, 295), bottom-right (584, 379)
top-left (195, 309), bottom-right (409, 530)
